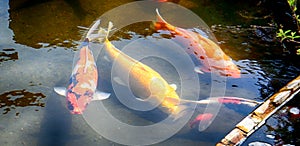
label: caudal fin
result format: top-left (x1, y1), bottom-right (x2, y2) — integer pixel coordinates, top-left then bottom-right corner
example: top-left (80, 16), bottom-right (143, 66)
top-left (97, 21), bottom-right (114, 43)
top-left (86, 20), bottom-right (101, 41)
top-left (153, 8), bottom-right (175, 31)
top-left (155, 8), bottom-right (168, 24)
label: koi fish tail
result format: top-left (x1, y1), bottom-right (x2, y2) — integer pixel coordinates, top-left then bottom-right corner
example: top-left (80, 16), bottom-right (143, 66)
top-left (153, 8), bottom-right (176, 31)
top-left (97, 21), bottom-right (114, 43)
top-left (86, 20), bottom-right (101, 41)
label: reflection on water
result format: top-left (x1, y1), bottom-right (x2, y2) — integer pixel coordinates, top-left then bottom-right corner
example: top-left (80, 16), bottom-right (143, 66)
top-left (8, 0), bottom-right (136, 49)
top-left (0, 89), bottom-right (45, 114)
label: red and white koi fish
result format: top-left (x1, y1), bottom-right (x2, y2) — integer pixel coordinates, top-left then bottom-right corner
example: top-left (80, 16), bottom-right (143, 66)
top-left (54, 20), bottom-right (110, 114)
top-left (153, 9), bottom-right (241, 78)
top-left (189, 113), bottom-right (213, 128)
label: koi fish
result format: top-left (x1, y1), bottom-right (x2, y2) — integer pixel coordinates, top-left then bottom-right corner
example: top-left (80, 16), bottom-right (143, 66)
top-left (97, 21), bottom-right (257, 116)
top-left (153, 9), bottom-right (241, 78)
top-left (189, 113), bottom-right (213, 128)
top-left (98, 21), bottom-right (182, 114)
top-left (54, 20), bottom-right (111, 114)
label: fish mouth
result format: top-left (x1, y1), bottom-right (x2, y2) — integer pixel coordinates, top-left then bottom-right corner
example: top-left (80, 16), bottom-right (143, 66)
top-left (228, 72), bottom-right (241, 78)
top-left (70, 108), bottom-right (83, 114)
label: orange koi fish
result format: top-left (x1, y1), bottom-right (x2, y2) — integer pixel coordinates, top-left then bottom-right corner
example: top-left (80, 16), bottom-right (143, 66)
top-left (154, 9), bottom-right (241, 78)
top-left (189, 113), bottom-right (213, 128)
top-left (54, 20), bottom-right (110, 114)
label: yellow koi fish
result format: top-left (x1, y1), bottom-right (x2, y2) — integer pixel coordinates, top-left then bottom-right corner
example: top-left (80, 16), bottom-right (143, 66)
top-left (98, 21), bottom-right (181, 114)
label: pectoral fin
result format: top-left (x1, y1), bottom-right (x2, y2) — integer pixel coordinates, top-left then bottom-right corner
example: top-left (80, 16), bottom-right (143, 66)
top-left (194, 66), bottom-right (204, 74)
top-left (170, 84), bottom-right (177, 91)
top-left (53, 87), bottom-right (67, 96)
top-left (93, 91), bottom-right (111, 100)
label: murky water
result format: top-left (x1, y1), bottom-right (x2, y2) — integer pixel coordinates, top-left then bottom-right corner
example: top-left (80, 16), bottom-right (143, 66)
top-left (1, 0), bottom-right (299, 145)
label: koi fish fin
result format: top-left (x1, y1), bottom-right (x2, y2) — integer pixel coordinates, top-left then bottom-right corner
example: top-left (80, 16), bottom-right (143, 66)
top-left (86, 20), bottom-right (101, 41)
top-left (113, 77), bottom-right (127, 86)
top-left (194, 66), bottom-right (205, 74)
top-left (53, 87), bottom-right (67, 96)
top-left (170, 84), bottom-right (177, 90)
top-left (92, 91), bottom-right (111, 100)
top-left (155, 8), bottom-right (168, 24)
top-left (97, 21), bottom-right (114, 42)
top-left (154, 8), bottom-right (176, 31)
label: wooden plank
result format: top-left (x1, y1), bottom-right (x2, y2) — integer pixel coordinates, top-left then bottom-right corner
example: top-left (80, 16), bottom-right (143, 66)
top-left (216, 75), bottom-right (300, 146)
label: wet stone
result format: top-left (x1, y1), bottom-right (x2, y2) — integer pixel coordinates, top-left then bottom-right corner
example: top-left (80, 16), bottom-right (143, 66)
top-left (286, 79), bottom-right (300, 91)
top-left (254, 100), bottom-right (271, 115)
top-left (224, 128), bottom-right (246, 144)
top-left (272, 90), bottom-right (291, 105)
top-left (237, 115), bottom-right (262, 133)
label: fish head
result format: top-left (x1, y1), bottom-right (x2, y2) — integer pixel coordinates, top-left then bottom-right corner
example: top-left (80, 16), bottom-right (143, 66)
top-left (162, 87), bottom-right (181, 114)
top-left (223, 63), bottom-right (241, 78)
top-left (66, 91), bottom-right (92, 114)
top-left (149, 77), bottom-right (181, 114)
top-left (211, 58), bottom-right (241, 78)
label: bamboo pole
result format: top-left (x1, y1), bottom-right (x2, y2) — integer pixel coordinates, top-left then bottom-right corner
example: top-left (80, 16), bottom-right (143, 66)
top-left (216, 75), bottom-right (300, 146)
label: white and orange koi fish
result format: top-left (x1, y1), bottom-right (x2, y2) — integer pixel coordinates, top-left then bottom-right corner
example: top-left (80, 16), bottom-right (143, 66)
top-left (154, 9), bottom-right (241, 78)
top-left (97, 21), bottom-right (256, 116)
top-left (54, 20), bottom-right (110, 114)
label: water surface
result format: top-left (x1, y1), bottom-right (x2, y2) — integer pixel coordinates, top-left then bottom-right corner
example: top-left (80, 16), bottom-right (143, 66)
top-left (0, 0), bottom-right (299, 145)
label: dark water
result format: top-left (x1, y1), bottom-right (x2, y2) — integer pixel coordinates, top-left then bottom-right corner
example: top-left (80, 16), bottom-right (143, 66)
top-left (0, 0), bottom-right (299, 145)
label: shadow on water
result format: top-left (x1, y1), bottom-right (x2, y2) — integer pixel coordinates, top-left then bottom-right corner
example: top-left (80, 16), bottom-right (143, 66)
top-left (37, 93), bottom-right (77, 146)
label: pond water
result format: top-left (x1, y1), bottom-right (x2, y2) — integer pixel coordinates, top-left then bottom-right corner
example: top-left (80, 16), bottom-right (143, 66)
top-left (0, 0), bottom-right (300, 145)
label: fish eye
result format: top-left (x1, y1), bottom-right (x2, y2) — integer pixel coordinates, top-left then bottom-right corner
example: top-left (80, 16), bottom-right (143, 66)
top-left (225, 73), bottom-right (232, 77)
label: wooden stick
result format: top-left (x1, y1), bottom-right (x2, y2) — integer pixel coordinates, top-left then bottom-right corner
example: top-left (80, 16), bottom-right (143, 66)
top-left (216, 75), bottom-right (300, 146)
